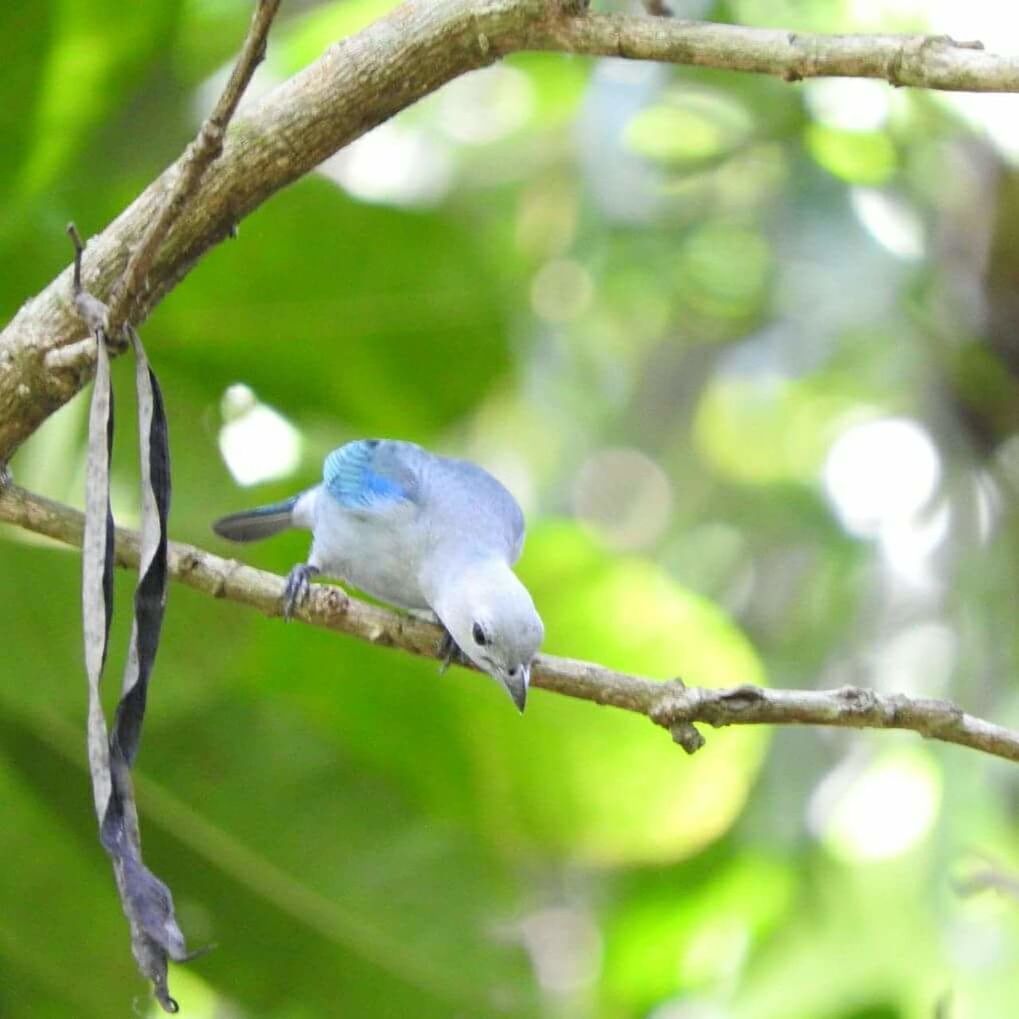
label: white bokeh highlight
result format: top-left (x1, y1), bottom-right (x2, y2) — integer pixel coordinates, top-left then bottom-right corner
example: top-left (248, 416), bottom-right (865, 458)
top-left (805, 78), bottom-right (891, 132)
top-left (810, 749), bottom-right (941, 862)
top-left (870, 620), bottom-right (957, 697)
top-left (823, 417), bottom-right (941, 538)
top-left (851, 187), bottom-right (925, 260)
top-left (435, 64), bottom-right (535, 144)
top-left (518, 905), bottom-right (602, 997)
top-left (218, 384), bottom-right (302, 487)
top-left (318, 121), bottom-right (453, 207)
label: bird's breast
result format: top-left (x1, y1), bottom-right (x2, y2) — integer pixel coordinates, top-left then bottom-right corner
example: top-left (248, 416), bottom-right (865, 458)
top-left (311, 500), bottom-right (430, 610)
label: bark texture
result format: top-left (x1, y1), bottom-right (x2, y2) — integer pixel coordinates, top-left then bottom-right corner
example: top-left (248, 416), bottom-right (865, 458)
top-left (4, 482), bottom-right (1019, 764)
top-left (3, 2), bottom-right (1018, 461)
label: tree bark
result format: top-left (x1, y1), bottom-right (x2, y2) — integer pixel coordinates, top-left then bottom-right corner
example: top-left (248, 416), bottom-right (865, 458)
top-left (4, 481), bottom-right (1019, 765)
top-left (2, 1), bottom-right (1018, 462)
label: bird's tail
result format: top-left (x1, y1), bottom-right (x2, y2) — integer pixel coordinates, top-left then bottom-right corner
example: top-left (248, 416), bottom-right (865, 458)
top-left (212, 495), bottom-right (299, 542)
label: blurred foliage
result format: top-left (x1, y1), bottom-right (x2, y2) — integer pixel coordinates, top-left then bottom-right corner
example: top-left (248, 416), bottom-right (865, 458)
top-left (4, 1), bottom-right (1019, 1017)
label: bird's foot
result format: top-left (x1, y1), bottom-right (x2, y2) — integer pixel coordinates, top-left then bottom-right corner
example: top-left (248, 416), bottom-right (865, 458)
top-left (282, 563), bottom-right (320, 620)
top-left (437, 629), bottom-right (470, 675)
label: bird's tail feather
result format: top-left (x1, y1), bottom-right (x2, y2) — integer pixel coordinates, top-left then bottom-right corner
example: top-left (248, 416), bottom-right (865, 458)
top-left (212, 496), bottom-right (299, 542)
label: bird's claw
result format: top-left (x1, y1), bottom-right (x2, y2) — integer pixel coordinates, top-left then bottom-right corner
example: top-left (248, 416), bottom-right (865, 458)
top-left (437, 629), bottom-right (469, 674)
top-left (282, 563), bottom-right (319, 620)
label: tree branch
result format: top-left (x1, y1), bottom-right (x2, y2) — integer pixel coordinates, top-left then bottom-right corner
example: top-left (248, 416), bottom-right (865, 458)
top-left (3, 1), bottom-right (1019, 462)
top-left (955, 855), bottom-right (1019, 901)
top-left (106, 0), bottom-right (282, 338)
top-left (3, 480), bottom-right (1018, 765)
top-left (0, 0), bottom-right (533, 463)
top-left (524, 16), bottom-right (1014, 91)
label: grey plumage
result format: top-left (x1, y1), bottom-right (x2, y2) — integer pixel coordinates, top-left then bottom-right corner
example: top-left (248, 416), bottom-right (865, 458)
top-left (212, 496), bottom-right (299, 542)
top-left (213, 439), bottom-right (543, 710)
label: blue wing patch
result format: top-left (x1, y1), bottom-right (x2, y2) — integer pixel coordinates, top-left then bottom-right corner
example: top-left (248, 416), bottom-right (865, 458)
top-left (323, 440), bottom-right (410, 510)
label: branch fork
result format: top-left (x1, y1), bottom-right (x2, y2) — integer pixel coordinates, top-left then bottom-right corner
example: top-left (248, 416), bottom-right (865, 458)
top-left (5, 1), bottom-right (1019, 461)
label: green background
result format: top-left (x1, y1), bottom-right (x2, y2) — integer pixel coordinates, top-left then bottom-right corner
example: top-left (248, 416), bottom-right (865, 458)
top-left (3, 1), bottom-right (1019, 1016)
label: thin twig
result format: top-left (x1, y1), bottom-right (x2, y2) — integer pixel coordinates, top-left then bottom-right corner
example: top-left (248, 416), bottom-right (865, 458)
top-left (7, 3), bottom-right (1019, 461)
top-left (3, 481), bottom-right (1019, 765)
top-left (954, 855), bottom-right (1019, 900)
top-left (105, 0), bottom-right (282, 336)
top-left (524, 15), bottom-right (1014, 92)
top-left (67, 223), bottom-right (111, 339)
top-left (68, 224), bottom-right (84, 293)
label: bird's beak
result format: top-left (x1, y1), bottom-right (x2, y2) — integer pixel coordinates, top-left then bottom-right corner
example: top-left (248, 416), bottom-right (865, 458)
top-left (505, 664), bottom-right (529, 713)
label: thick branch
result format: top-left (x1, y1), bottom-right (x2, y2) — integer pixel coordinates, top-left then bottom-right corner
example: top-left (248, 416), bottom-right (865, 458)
top-left (0, 0), bottom-right (539, 461)
top-left (3, 481), bottom-right (1019, 765)
top-left (3, 1), bottom-right (1019, 461)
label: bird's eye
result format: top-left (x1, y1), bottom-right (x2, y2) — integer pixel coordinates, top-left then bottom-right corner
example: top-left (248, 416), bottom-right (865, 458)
top-left (472, 622), bottom-right (487, 646)
top-left (508, 666), bottom-right (517, 677)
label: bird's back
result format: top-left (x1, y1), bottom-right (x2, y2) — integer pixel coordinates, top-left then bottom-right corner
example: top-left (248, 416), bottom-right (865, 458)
top-left (411, 446), bottom-right (525, 565)
top-left (310, 440), bottom-right (524, 609)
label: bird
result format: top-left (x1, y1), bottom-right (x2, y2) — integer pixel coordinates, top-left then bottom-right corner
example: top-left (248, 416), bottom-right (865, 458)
top-left (212, 439), bottom-right (543, 711)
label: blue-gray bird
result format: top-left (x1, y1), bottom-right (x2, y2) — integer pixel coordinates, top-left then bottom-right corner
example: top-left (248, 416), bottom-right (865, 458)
top-left (212, 439), bottom-right (543, 711)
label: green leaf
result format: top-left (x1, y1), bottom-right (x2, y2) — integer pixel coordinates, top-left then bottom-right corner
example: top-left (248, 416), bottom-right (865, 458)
top-left (271, 1), bottom-right (402, 77)
top-left (490, 522), bottom-right (768, 864)
top-left (675, 221), bottom-right (773, 326)
top-left (602, 851), bottom-right (796, 1012)
top-left (17, 0), bottom-right (179, 199)
top-left (806, 124), bottom-right (897, 185)
top-left (694, 375), bottom-right (857, 485)
top-left (0, 5), bottom-right (53, 199)
top-left (0, 551), bottom-right (539, 1016)
top-left (148, 178), bottom-right (512, 437)
top-left (625, 89), bottom-right (753, 167)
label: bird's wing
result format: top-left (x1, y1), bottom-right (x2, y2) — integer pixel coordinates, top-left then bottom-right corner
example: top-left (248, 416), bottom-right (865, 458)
top-left (500, 483), bottom-right (526, 562)
top-left (322, 439), bottom-right (419, 512)
top-left (437, 455), bottom-right (526, 563)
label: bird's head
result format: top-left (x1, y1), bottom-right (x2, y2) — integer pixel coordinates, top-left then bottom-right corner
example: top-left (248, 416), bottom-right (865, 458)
top-left (435, 560), bottom-right (544, 712)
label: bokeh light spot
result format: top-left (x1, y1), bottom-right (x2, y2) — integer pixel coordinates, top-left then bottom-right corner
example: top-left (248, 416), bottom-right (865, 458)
top-left (805, 78), bottom-right (891, 132)
top-left (518, 905), bottom-right (602, 996)
top-left (436, 64), bottom-right (534, 144)
top-left (531, 258), bottom-right (594, 323)
top-left (806, 124), bottom-right (896, 185)
top-left (572, 447), bottom-right (673, 550)
top-left (822, 417), bottom-right (940, 537)
top-left (319, 120), bottom-right (452, 207)
top-left (678, 223), bottom-right (772, 320)
top-left (851, 187), bottom-right (924, 259)
top-left (810, 749), bottom-right (941, 862)
top-left (218, 384), bottom-right (302, 487)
